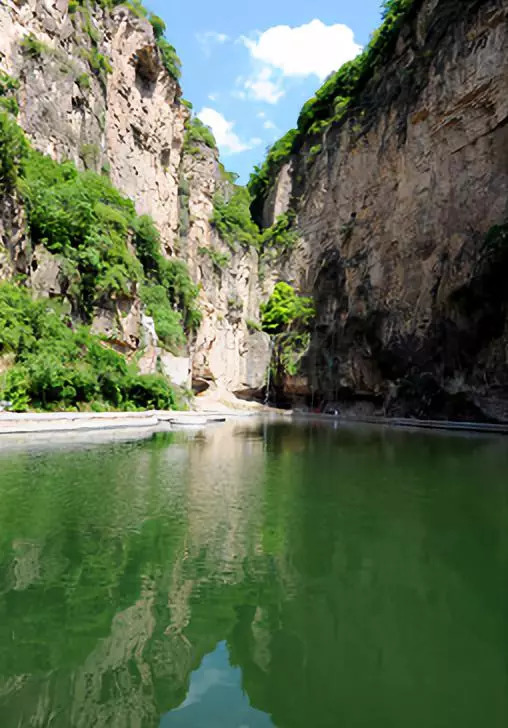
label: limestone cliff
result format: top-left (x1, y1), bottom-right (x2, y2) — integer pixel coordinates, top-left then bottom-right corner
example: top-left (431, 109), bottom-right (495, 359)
top-left (257, 0), bottom-right (508, 421)
top-left (0, 0), bottom-right (269, 398)
top-left (180, 146), bottom-right (270, 396)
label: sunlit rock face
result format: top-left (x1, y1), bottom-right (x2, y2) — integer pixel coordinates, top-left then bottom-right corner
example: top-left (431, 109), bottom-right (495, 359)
top-left (260, 0), bottom-right (508, 420)
top-left (0, 0), bottom-right (270, 393)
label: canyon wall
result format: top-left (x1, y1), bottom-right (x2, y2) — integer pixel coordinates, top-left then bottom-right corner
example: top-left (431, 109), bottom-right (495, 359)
top-left (0, 0), bottom-right (269, 398)
top-left (260, 0), bottom-right (508, 420)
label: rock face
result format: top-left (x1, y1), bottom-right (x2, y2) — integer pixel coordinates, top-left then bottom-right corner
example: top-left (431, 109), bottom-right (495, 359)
top-left (260, 0), bottom-right (508, 420)
top-left (180, 144), bottom-right (270, 396)
top-left (0, 0), bottom-right (270, 396)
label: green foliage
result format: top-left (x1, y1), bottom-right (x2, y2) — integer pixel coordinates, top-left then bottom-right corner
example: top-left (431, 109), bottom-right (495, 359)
top-left (157, 38), bottom-right (182, 81)
top-left (159, 258), bottom-right (202, 332)
top-left (181, 98), bottom-right (193, 110)
top-left (308, 144), bottom-right (322, 163)
top-left (247, 129), bottom-right (298, 210)
top-left (218, 163), bottom-right (239, 185)
top-left (0, 112), bottom-right (29, 192)
top-left (87, 48), bottom-right (113, 78)
top-left (140, 284), bottom-right (185, 352)
top-left (149, 13), bottom-right (166, 40)
top-left (249, 0), bottom-right (417, 211)
top-left (261, 283), bottom-right (315, 382)
top-left (73, 1), bottom-right (181, 80)
top-left (20, 33), bottom-right (50, 58)
top-left (0, 283), bottom-right (176, 411)
top-left (260, 212), bottom-right (299, 254)
top-left (246, 318), bottom-right (262, 333)
top-left (19, 149), bottom-right (144, 308)
top-left (79, 142), bottom-right (100, 169)
top-left (261, 282), bottom-right (315, 336)
top-left (132, 215), bottom-right (202, 333)
top-left (76, 72), bottom-right (91, 90)
top-left (211, 188), bottom-right (260, 250)
top-left (184, 117), bottom-right (216, 152)
top-left (198, 246), bottom-right (230, 273)
top-left (14, 138), bottom-right (201, 336)
top-left (0, 72), bottom-right (20, 117)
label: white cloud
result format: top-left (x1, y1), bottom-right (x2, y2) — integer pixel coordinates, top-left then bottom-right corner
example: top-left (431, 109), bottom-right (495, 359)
top-left (208, 92), bottom-right (219, 102)
top-left (244, 67), bottom-right (284, 104)
top-left (196, 31), bottom-right (229, 57)
top-left (242, 19), bottom-right (362, 80)
top-left (197, 108), bottom-right (260, 155)
top-left (257, 111), bottom-right (266, 119)
top-left (263, 119), bottom-right (277, 130)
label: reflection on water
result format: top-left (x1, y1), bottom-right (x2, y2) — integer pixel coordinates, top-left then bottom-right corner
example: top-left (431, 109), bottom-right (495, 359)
top-left (162, 641), bottom-right (273, 727)
top-left (0, 421), bottom-right (507, 727)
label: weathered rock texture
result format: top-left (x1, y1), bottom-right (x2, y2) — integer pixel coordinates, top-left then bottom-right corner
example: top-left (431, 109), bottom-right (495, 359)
top-left (0, 0), bottom-right (270, 395)
top-left (261, 0), bottom-right (508, 420)
top-left (181, 144), bottom-right (270, 396)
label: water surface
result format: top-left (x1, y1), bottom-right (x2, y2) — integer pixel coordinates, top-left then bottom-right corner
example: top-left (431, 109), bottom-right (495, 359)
top-left (0, 421), bottom-right (507, 727)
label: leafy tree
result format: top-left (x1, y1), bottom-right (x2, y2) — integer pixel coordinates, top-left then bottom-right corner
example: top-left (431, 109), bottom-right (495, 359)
top-left (261, 282), bottom-right (315, 335)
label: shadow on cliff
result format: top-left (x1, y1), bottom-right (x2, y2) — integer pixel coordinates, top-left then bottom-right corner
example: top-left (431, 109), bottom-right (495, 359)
top-left (299, 224), bottom-right (508, 422)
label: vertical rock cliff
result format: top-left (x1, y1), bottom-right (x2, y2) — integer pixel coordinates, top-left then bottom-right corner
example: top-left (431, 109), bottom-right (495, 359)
top-left (256, 0), bottom-right (508, 420)
top-left (0, 0), bottom-right (270, 399)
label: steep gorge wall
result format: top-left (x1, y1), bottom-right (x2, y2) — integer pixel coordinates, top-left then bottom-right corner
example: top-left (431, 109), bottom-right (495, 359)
top-left (0, 0), bottom-right (269, 397)
top-left (261, 0), bottom-right (508, 420)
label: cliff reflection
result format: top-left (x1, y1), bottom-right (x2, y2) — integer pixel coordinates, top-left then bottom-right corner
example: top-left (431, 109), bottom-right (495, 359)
top-left (0, 422), bottom-right (507, 727)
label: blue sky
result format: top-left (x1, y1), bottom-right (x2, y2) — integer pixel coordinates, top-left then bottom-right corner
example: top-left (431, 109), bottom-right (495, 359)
top-left (148, 0), bottom-right (385, 182)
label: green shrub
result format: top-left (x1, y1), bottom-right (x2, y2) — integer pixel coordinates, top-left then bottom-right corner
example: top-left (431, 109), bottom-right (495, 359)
top-left (132, 215), bottom-right (202, 333)
top-left (261, 212), bottom-right (299, 253)
top-left (159, 259), bottom-right (202, 332)
top-left (140, 284), bottom-right (186, 351)
top-left (87, 48), bottom-right (113, 77)
top-left (247, 129), bottom-right (298, 211)
top-left (20, 33), bottom-right (50, 58)
top-left (76, 72), bottom-right (91, 90)
top-left (261, 282), bottom-right (315, 335)
top-left (0, 282), bottom-right (176, 411)
top-left (261, 283), bottom-right (315, 382)
top-left (157, 38), bottom-right (181, 81)
top-left (211, 188), bottom-right (260, 250)
top-left (0, 72), bottom-right (20, 117)
top-left (17, 147), bottom-right (159, 311)
top-left (0, 112), bottom-right (29, 192)
top-left (198, 246), bottom-right (230, 272)
top-left (149, 13), bottom-right (166, 40)
top-left (246, 318), bottom-right (262, 332)
top-left (184, 117), bottom-right (216, 152)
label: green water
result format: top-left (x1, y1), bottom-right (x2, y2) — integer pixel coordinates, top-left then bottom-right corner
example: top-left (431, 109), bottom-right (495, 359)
top-left (0, 421), bottom-right (507, 727)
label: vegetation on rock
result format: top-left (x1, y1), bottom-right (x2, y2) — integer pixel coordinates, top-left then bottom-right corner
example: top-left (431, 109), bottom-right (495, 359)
top-left (0, 72), bottom-right (20, 117)
top-left (211, 188), bottom-right (300, 257)
top-left (0, 113), bottom-right (201, 408)
top-left (0, 282), bottom-right (177, 411)
top-left (261, 282), bottom-right (315, 380)
top-left (248, 0), bottom-right (417, 211)
top-left (74, 0), bottom-right (182, 80)
top-left (184, 117), bottom-right (217, 154)
top-left (211, 189), bottom-right (260, 251)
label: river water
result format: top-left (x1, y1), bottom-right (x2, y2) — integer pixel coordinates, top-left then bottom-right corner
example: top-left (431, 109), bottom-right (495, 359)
top-left (0, 420), bottom-right (507, 727)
